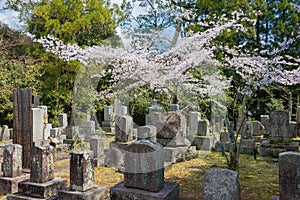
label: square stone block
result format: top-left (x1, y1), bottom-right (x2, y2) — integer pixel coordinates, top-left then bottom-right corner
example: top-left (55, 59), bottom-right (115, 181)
top-left (192, 136), bottom-right (215, 150)
top-left (0, 174), bottom-right (30, 195)
top-left (18, 177), bottom-right (67, 198)
top-left (58, 185), bottom-right (106, 200)
top-left (110, 182), bottom-right (179, 200)
top-left (164, 146), bottom-right (189, 163)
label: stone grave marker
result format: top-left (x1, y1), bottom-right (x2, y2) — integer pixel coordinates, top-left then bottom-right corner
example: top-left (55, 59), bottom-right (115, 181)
top-left (137, 125), bottom-right (157, 142)
top-left (252, 120), bottom-right (264, 136)
top-left (58, 113), bottom-right (68, 127)
top-left (90, 138), bottom-right (105, 167)
top-left (202, 168), bottom-right (241, 200)
top-left (1, 125), bottom-right (10, 142)
top-left (110, 140), bottom-right (179, 200)
top-left (260, 115), bottom-right (269, 133)
top-left (269, 110), bottom-right (290, 143)
top-left (13, 88), bottom-right (32, 169)
top-left (102, 105), bottom-right (113, 132)
top-left (115, 115), bottom-right (133, 142)
top-left (0, 144), bottom-right (29, 195)
top-left (7, 145), bottom-right (67, 199)
top-left (58, 150), bottom-right (106, 199)
top-left (31, 108), bottom-right (44, 142)
top-left (279, 152), bottom-right (300, 200)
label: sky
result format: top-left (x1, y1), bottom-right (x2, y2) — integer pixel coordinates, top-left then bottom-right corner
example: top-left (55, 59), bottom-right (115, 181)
top-left (0, 0), bottom-right (25, 29)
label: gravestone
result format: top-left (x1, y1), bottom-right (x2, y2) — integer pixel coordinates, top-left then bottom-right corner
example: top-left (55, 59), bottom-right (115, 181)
top-left (242, 121), bottom-right (253, 139)
top-left (114, 98), bottom-right (121, 116)
top-left (252, 121), bottom-right (264, 136)
top-left (38, 106), bottom-right (48, 124)
top-left (90, 137), bottom-right (105, 167)
top-left (7, 145), bottom-right (67, 199)
top-left (239, 139), bottom-right (256, 154)
top-left (32, 108), bottom-right (44, 142)
top-left (1, 125), bottom-right (10, 142)
top-left (279, 152), bottom-right (300, 200)
top-left (269, 110), bottom-right (290, 143)
top-left (260, 115), bottom-right (269, 133)
top-left (119, 106), bottom-right (127, 116)
top-left (187, 112), bottom-right (201, 142)
top-left (58, 150), bottom-right (106, 200)
top-left (104, 115), bottom-right (134, 170)
top-left (44, 123), bottom-right (52, 140)
top-left (110, 140), bottom-right (179, 200)
top-left (50, 128), bottom-right (61, 139)
top-left (288, 121), bottom-right (297, 138)
top-left (137, 125), bottom-right (157, 142)
top-left (260, 110), bottom-right (299, 157)
top-left (115, 115), bottom-right (133, 142)
top-left (102, 105), bottom-right (113, 132)
top-left (202, 168), bottom-right (241, 200)
top-left (58, 113), bottom-right (68, 128)
top-left (156, 112), bottom-right (197, 163)
top-left (63, 126), bottom-right (80, 145)
top-left (192, 119), bottom-right (216, 151)
top-left (0, 144), bottom-right (29, 195)
top-left (13, 88), bottom-right (32, 169)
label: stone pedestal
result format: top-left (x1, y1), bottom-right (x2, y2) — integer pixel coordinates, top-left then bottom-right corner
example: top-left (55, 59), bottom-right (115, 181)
top-left (90, 138), bottom-right (105, 167)
top-left (0, 174), bottom-right (30, 195)
top-left (110, 182), bottom-right (179, 200)
top-left (7, 145), bottom-right (67, 199)
top-left (57, 150), bottom-right (106, 200)
top-left (15, 178), bottom-right (67, 198)
top-left (110, 140), bottom-right (179, 200)
top-left (58, 186), bottom-right (106, 200)
top-left (260, 141), bottom-right (299, 157)
top-left (192, 136), bottom-right (216, 150)
top-left (239, 139), bottom-right (255, 155)
top-left (0, 144), bottom-right (29, 195)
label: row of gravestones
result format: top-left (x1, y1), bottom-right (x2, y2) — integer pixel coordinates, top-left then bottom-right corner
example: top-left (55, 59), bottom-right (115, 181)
top-left (215, 109), bottom-right (300, 157)
top-left (1, 143), bottom-right (299, 200)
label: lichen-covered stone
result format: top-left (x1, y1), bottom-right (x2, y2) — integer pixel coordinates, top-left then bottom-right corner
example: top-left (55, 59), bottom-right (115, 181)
top-left (202, 168), bottom-right (241, 200)
top-left (279, 152), bottom-right (300, 200)
top-left (2, 144), bottom-right (22, 178)
top-left (30, 145), bottom-right (54, 183)
top-left (70, 150), bottom-right (94, 192)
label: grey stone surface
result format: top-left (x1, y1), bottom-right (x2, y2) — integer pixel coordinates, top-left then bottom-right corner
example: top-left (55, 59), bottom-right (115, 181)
top-left (260, 115), bottom-right (269, 132)
top-left (137, 125), bottom-right (157, 142)
top-left (239, 139), bottom-right (255, 155)
top-left (288, 121), bottom-right (298, 138)
top-left (70, 150), bottom-right (94, 192)
top-left (268, 110), bottom-right (290, 143)
top-left (124, 140), bottom-right (164, 192)
top-left (242, 121), bottom-right (253, 139)
top-left (110, 182), bottom-right (179, 200)
top-left (189, 112), bottom-right (201, 133)
top-left (90, 138), bottom-right (104, 158)
top-left (202, 168), bottom-right (241, 200)
top-left (119, 106), bottom-right (128, 116)
top-left (279, 152), bottom-right (300, 200)
top-left (1, 125), bottom-right (10, 142)
top-left (260, 141), bottom-right (299, 157)
top-left (104, 106), bottom-right (113, 121)
top-left (37, 106), bottom-right (48, 124)
top-left (58, 113), bottom-right (68, 127)
top-left (192, 136), bottom-right (215, 151)
top-left (17, 177), bottom-right (67, 198)
top-left (296, 106), bottom-right (300, 124)
top-left (156, 112), bottom-right (186, 139)
top-left (2, 144), bottom-right (22, 178)
top-left (0, 174), bottom-right (30, 195)
top-left (197, 119), bottom-right (209, 136)
top-left (252, 121), bottom-right (264, 136)
top-left (31, 108), bottom-right (44, 142)
top-left (115, 115), bottom-right (133, 142)
top-left (30, 145), bottom-right (55, 183)
top-left (58, 186), bottom-right (107, 200)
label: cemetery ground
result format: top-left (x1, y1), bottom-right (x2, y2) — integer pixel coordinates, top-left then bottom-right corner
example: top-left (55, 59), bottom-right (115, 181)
top-left (0, 137), bottom-right (280, 200)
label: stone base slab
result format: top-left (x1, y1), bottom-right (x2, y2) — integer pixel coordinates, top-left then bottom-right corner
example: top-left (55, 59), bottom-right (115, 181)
top-left (58, 185), bottom-right (106, 200)
top-left (164, 146), bottom-right (197, 163)
top-left (7, 193), bottom-right (57, 200)
top-left (0, 174), bottom-right (30, 195)
top-left (18, 177), bottom-right (67, 198)
top-left (110, 181), bottom-right (179, 200)
top-left (260, 141), bottom-right (299, 157)
top-left (192, 136), bottom-right (216, 150)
